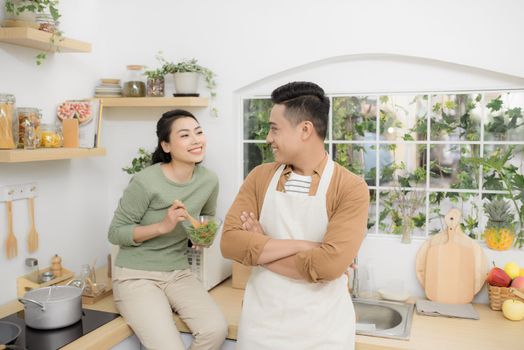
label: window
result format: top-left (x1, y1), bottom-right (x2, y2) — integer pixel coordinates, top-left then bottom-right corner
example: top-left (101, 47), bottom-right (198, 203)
top-left (242, 91), bottom-right (524, 242)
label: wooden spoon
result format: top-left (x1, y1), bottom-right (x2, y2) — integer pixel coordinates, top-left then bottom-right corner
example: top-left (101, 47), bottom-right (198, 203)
top-left (5, 200), bottom-right (17, 259)
top-left (187, 213), bottom-right (201, 229)
top-left (27, 197), bottom-right (38, 253)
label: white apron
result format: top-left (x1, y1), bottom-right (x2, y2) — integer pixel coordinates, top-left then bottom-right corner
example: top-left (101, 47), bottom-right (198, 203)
top-left (236, 159), bottom-right (355, 350)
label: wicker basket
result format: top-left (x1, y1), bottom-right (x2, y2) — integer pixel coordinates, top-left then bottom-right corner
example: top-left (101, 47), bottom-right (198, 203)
top-left (488, 285), bottom-right (524, 311)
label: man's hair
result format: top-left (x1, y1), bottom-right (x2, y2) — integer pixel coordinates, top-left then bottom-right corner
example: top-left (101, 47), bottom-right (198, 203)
top-left (271, 81), bottom-right (330, 140)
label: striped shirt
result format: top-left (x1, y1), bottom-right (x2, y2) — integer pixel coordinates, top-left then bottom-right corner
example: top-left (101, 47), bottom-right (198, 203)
top-left (284, 172), bottom-right (312, 195)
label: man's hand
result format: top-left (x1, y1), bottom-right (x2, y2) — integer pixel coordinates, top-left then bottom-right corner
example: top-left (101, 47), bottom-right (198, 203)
top-left (240, 211), bottom-right (265, 235)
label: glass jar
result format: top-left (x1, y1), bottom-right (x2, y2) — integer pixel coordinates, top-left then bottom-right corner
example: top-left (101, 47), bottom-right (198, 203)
top-left (79, 264), bottom-right (92, 283)
top-left (40, 123), bottom-right (63, 148)
top-left (17, 107), bottom-right (42, 149)
top-left (0, 93), bottom-right (18, 149)
top-left (146, 77), bottom-right (165, 97)
top-left (122, 65), bottom-right (146, 97)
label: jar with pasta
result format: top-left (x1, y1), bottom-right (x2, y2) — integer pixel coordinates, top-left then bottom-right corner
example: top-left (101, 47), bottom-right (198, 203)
top-left (40, 124), bottom-right (63, 148)
top-left (17, 107), bottom-right (42, 149)
top-left (0, 93), bottom-right (17, 149)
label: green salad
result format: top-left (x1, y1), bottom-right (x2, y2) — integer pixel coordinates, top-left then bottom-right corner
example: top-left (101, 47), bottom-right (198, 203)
top-left (186, 220), bottom-right (219, 247)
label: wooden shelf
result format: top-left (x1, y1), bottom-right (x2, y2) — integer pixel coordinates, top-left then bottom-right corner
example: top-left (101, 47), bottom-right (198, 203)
top-left (0, 27), bottom-right (91, 52)
top-left (0, 147), bottom-right (106, 163)
top-left (100, 97), bottom-right (209, 108)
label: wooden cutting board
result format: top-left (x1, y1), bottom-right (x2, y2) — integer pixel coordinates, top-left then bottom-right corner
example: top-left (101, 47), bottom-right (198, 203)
top-left (416, 225), bottom-right (488, 295)
top-left (418, 209), bottom-right (480, 304)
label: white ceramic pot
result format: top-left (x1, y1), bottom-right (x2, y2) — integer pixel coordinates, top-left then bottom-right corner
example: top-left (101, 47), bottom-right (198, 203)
top-left (7, 10), bottom-right (36, 22)
top-left (173, 72), bottom-right (199, 94)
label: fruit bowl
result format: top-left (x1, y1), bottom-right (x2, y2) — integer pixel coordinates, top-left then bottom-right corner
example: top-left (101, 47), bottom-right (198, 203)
top-left (182, 215), bottom-right (222, 247)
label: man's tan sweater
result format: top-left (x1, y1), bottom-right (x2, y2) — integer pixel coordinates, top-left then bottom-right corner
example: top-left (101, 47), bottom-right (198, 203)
top-left (221, 159), bottom-right (370, 282)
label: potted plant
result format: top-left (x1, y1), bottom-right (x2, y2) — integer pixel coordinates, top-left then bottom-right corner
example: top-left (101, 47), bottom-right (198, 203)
top-left (4, 0), bottom-right (63, 65)
top-left (122, 148), bottom-right (152, 175)
top-left (144, 68), bottom-right (165, 97)
top-left (5, 0), bottom-right (60, 23)
top-left (157, 55), bottom-right (216, 97)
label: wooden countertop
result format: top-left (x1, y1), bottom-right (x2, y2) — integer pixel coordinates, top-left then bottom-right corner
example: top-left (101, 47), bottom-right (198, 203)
top-left (0, 268), bottom-right (242, 350)
top-left (1, 269), bottom-right (521, 350)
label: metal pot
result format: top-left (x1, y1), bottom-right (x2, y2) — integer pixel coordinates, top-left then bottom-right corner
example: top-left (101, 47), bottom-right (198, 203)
top-left (18, 282), bottom-right (83, 330)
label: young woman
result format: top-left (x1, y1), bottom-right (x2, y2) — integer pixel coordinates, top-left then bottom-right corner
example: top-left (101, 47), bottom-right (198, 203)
top-left (108, 109), bottom-right (227, 350)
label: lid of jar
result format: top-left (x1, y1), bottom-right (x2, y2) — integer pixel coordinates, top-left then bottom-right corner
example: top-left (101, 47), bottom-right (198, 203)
top-left (0, 93), bottom-right (16, 102)
top-left (16, 107), bottom-right (40, 112)
top-left (126, 65), bottom-right (144, 70)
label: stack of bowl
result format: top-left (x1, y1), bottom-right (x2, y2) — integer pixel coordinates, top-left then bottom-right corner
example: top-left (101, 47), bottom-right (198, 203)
top-left (94, 79), bottom-right (123, 98)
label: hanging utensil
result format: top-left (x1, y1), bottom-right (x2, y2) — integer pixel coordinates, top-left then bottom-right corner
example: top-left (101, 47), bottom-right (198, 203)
top-left (5, 200), bottom-right (17, 259)
top-left (27, 197), bottom-right (38, 253)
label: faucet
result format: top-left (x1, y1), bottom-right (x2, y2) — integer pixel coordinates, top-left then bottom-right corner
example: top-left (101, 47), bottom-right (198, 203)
top-left (350, 256), bottom-right (359, 299)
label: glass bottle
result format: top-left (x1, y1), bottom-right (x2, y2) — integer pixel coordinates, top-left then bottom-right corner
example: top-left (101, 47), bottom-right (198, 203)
top-left (79, 264), bottom-right (92, 283)
top-left (0, 93), bottom-right (18, 149)
top-left (17, 107), bottom-right (41, 149)
top-left (123, 65), bottom-right (146, 97)
top-left (40, 123), bottom-right (63, 148)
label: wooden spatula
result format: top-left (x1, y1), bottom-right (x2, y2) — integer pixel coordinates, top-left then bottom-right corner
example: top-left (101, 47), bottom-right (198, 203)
top-left (27, 197), bottom-right (38, 253)
top-left (187, 213), bottom-right (201, 229)
top-left (424, 208), bottom-right (475, 303)
top-left (5, 200), bottom-right (17, 259)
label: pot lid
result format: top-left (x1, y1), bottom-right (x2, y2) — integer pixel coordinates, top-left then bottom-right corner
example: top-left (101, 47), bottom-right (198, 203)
top-left (24, 286), bottom-right (82, 303)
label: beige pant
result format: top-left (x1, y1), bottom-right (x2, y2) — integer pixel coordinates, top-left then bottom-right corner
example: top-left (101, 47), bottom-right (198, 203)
top-left (113, 266), bottom-right (228, 350)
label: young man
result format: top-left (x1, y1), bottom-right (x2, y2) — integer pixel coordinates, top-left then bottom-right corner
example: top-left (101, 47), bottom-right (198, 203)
top-left (221, 81), bottom-right (370, 350)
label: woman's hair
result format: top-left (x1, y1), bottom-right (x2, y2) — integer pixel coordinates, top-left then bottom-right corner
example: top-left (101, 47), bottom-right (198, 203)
top-left (151, 109), bottom-right (198, 164)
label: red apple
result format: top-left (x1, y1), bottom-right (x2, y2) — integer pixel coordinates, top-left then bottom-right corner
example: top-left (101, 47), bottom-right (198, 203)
top-left (486, 267), bottom-right (512, 287)
top-left (511, 276), bottom-right (524, 292)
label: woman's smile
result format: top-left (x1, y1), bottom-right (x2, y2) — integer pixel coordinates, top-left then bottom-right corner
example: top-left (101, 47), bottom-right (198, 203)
top-left (189, 146), bottom-right (204, 155)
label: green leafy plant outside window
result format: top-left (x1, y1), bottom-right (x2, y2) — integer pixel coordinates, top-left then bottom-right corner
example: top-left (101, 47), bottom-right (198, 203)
top-left (242, 91), bottom-right (524, 248)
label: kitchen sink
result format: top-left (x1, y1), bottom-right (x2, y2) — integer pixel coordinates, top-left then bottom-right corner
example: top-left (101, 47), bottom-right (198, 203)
top-left (353, 298), bottom-right (414, 340)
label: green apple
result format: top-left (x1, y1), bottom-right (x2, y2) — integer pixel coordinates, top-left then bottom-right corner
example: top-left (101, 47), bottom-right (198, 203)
top-left (502, 299), bottom-right (524, 321)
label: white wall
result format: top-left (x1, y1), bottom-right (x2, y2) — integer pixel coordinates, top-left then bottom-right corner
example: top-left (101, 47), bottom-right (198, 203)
top-left (1, 0), bottom-right (524, 305)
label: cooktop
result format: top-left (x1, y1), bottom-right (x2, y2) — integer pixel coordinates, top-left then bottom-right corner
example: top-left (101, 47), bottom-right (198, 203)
top-left (1, 308), bottom-right (119, 350)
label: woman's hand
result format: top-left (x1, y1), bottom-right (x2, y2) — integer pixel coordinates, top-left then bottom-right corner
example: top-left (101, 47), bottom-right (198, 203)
top-left (158, 200), bottom-right (188, 235)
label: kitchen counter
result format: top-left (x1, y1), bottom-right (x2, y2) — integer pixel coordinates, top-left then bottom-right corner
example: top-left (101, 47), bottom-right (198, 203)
top-left (1, 269), bottom-right (521, 350)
